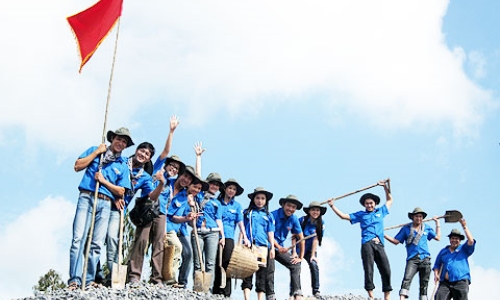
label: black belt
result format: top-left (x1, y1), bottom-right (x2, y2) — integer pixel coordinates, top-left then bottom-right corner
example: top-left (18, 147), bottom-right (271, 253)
top-left (80, 190), bottom-right (113, 201)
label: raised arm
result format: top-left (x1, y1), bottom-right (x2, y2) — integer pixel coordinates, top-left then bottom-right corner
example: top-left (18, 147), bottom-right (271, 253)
top-left (379, 179), bottom-right (393, 210)
top-left (328, 199), bottom-right (351, 221)
top-left (460, 218), bottom-right (474, 246)
top-left (193, 141), bottom-right (205, 176)
top-left (158, 115), bottom-right (180, 161)
top-left (148, 169), bottom-right (166, 201)
top-left (433, 216), bottom-right (441, 241)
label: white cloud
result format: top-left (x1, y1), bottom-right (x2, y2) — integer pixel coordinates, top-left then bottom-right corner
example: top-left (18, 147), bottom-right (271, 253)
top-left (0, 0), bottom-right (496, 154)
top-left (469, 261), bottom-right (500, 300)
top-left (468, 50), bottom-right (487, 79)
top-left (0, 196), bottom-right (74, 300)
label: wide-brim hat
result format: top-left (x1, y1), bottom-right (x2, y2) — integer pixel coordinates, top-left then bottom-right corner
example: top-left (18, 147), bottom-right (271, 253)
top-left (181, 165), bottom-right (197, 182)
top-left (205, 172), bottom-right (223, 186)
top-left (408, 207), bottom-right (427, 220)
top-left (359, 193), bottom-right (380, 206)
top-left (106, 127), bottom-right (134, 148)
top-left (303, 201), bottom-right (327, 215)
top-left (190, 172), bottom-right (209, 191)
top-left (165, 155), bottom-right (186, 175)
top-left (248, 187), bottom-right (273, 201)
top-left (223, 178), bottom-right (244, 196)
top-left (447, 228), bottom-right (465, 240)
top-left (279, 194), bottom-right (303, 210)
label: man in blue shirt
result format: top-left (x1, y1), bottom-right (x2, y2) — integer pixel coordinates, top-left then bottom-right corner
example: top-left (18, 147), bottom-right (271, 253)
top-left (433, 219), bottom-right (475, 300)
top-left (68, 127), bottom-right (133, 290)
top-left (329, 179), bottom-right (393, 300)
top-left (268, 194), bottom-right (305, 300)
top-left (385, 207), bottom-right (441, 300)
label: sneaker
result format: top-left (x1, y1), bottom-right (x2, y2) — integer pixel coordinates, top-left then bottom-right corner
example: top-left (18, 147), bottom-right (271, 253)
top-left (314, 292), bottom-right (322, 299)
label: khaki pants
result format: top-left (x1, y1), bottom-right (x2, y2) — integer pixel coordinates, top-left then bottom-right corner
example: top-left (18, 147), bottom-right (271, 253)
top-left (164, 231), bottom-right (183, 283)
top-left (128, 215), bottom-right (166, 284)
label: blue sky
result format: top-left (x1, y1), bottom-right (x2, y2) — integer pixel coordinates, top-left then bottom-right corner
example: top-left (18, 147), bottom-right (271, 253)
top-left (0, 0), bottom-right (499, 299)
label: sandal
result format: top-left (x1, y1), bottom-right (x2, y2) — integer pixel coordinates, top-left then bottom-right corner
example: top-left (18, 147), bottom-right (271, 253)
top-left (67, 281), bottom-right (80, 290)
top-left (87, 281), bottom-right (104, 288)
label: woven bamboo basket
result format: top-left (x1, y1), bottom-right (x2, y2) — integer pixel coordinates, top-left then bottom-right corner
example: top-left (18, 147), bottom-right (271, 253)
top-left (226, 244), bottom-right (259, 279)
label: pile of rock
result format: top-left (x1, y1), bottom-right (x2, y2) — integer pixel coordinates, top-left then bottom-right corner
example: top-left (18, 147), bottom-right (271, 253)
top-left (21, 282), bottom-right (373, 300)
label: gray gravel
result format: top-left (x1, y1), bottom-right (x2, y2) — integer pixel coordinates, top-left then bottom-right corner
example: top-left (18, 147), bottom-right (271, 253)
top-left (21, 282), bottom-right (374, 300)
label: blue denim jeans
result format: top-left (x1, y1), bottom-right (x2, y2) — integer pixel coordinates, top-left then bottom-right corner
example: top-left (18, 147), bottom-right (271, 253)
top-left (304, 251), bottom-right (320, 294)
top-left (191, 231), bottom-right (219, 279)
top-left (105, 209), bottom-right (121, 274)
top-left (399, 256), bottom-right (431, 299)
top-left (178, 234), bottom-right (192, 286)
top-left (69, 191), bottom-right (111, 285)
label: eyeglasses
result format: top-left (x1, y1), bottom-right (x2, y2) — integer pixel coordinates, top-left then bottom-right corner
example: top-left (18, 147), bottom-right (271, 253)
top-left (168, 163), bottom-right (180, 171)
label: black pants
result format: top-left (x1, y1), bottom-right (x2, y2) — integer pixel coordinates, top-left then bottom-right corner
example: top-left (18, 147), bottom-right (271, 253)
top-left (266, 250), bottom-right (302, 297)
top-left (361, 240), bottom-right (392, 292)
top-left (435, 279), bottom-right (469, 300)
top-left (242, 247), bottom-right (272, 293)
top-left (212, 238), bottom-right (234, 296)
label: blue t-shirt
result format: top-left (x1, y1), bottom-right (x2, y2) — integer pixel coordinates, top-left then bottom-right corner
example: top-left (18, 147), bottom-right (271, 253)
top-left (394, 223), bottom-right (436, 260)
top-left (220, 198), bottom-right (244, 240)
top-left (350, 204), bottom-right (389, 245)
top-left (297, 216), bottom-right (325, 254)
top-left (272, 208), bottom-right (302, 247)
top-left (123, 166), bottom-right (154, 209)
top-left (178, 192), bottom-right (203, 237)
top-left (195, 194), bottom-right (222, 230)
top-left (166, 188), bottom-right (189, 233)
top-left (77, 146), bottom-right (131, 200)
top-left (433, 240), bottom-right (476, 282)
top-left (244, 208), bottom-right (275, 248)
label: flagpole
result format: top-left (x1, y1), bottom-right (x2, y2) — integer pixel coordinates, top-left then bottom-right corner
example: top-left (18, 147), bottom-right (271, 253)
top-left (81, 17), bottom-right (122, 290)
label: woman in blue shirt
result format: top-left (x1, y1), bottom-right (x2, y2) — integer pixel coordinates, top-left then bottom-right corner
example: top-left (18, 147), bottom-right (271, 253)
top-left (213, 178), bottom-right (250, 297)
top-left (297, 201), bottom-right (326, 298)
top-left (242, 187), bottom-right (275, 300)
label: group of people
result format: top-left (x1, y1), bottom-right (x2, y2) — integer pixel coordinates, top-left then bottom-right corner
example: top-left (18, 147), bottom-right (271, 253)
top-left (67, 116), bottom-right (476, 300)
top-left (329, 185), bottom-right (475, 300)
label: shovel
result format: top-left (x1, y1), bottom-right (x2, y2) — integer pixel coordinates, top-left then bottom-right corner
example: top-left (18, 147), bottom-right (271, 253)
top-left (111, 209), bottom-right (127, 289)
top-left (219, 244), bottom-right (226, 288)
top-left (319, 178), bottom-right (390, 205)
top-left (384, 210), bottom-right (463, 231)
top-left (192, 219), bottom-right (212, 292)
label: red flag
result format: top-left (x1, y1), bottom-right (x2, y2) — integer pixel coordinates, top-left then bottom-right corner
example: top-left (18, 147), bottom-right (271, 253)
top-left (67, 0), bottom-right (123, 72)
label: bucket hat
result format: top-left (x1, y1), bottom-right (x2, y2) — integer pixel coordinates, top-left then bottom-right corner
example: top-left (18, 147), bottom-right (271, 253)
top-left (248, 187), bottom-right (273, 201)
top-left (408, 207), bottom-right (428, 220)
top-left (107, 127), bottom-right (134, 148)
top-left (223, 178), bottom-right (244, 196)
top-left (303, 201), bottom-right (327, 216)
top-left (205, 172), bottom-right (223, 186)
top-left (190, 172), bottom-right (209, 191)
top-left (447, 228), bottom-right (465, 240)
top-left (279, 194), bottom-right (303, 210)
top-left (359, 193), bottom-right (380, 206)
top-left (165, 155), bottom-right (186, 175)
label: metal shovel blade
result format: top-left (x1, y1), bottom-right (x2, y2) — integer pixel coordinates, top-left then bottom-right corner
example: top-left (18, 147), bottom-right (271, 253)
top-left (193, 270), bottom-right (204, 292)
top-left (111, 262), bottom-right (127, 289)
top-left (202, 272), bottom-right (213, 293)
top-left (444, 210), bottom-right (463, 223)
